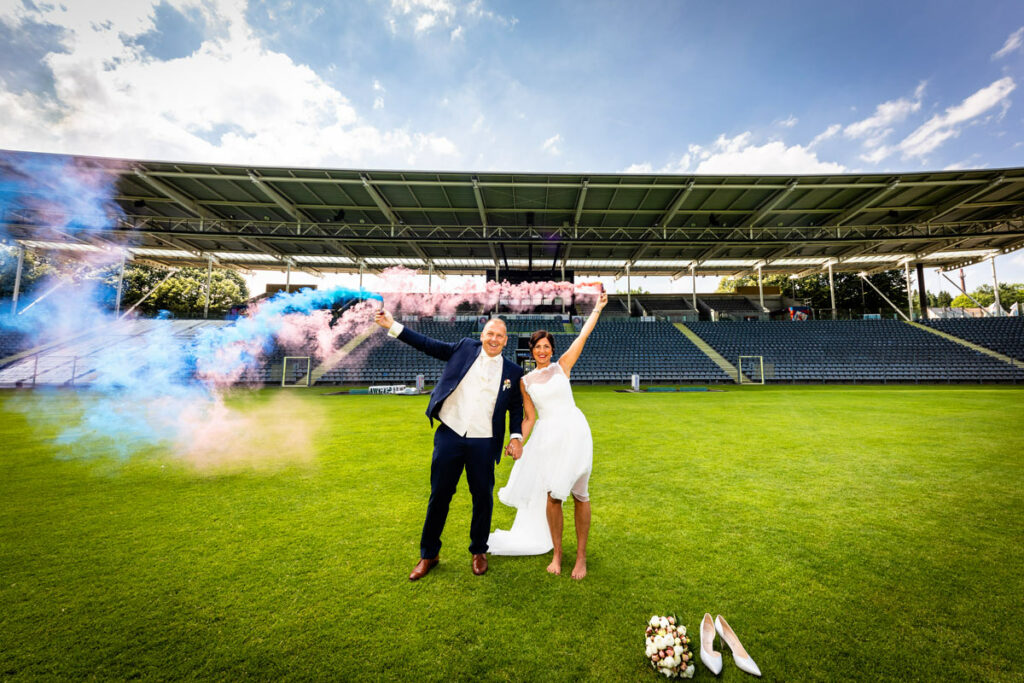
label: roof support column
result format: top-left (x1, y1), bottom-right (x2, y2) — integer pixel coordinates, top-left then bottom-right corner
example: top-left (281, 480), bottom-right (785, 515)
top-left (428, 262), bottom-right (433, 293)
top-left (916, 263), bottom-right (928, 321)
top-left (10, 244), bottom-right (24, 315)
top-left (359, 262), bottom-right (364, 289)
top-left (560, 260), bottom-right (566, 315)
top-left (626, 263), bottom-right (631, 317)
top-left (991, 255), bottom-right (1003, 316)
top-left (757, 264), bottom-right (765, 312)
top-left (691, 263), bottom-right (697, 312)
top-left (827, 260), bottom-right (836, 320)
top-left (904, 260), bottom-right (914, 321)
top-left (204, 253), bottom-right (214, 320)
top-left (114, 250), bottom-right (127, 317)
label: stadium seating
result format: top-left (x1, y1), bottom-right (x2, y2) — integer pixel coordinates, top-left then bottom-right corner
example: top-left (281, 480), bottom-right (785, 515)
top-left (0, 331), bottom-right (30, 360)
top-left (685, 320), bottom-right (1021, 382)
top-left (5, 315), bottom-right (1020, 388)
top-left (700, 296), bottom-right (762, 315)
top-left (0, 319), bottom-right (233, 386)
top-left (317, 320), bottom-right (477, 385)
top-left (551, 320), bottom-right (732, 383)
top-left (642, 296), bottom-right (699, 320)
top-left (923, 317), bottom-right (1024, 361)
top-left (496, 315), bottom-right (563, 334)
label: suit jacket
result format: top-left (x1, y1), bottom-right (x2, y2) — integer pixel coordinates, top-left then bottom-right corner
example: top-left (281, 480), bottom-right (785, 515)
top-left (396, 325), bottom-right (524, 462)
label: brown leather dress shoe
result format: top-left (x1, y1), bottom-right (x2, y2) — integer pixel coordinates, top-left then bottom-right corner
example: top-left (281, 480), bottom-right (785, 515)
top-left (409, 557), bottom-right (438, 581)
top-left (472, 553), bottom-right (488, 575)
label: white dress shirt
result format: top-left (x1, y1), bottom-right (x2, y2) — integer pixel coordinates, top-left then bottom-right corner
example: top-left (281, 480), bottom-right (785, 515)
top-left (389, 321), bottom-right (522, 441)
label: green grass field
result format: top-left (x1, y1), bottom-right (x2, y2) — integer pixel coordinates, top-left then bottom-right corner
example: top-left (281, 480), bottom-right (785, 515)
top-left (1, 385), bottom-right (1022, 681)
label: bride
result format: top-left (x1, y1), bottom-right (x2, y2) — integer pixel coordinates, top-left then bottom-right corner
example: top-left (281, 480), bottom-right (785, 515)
top-left (488, 292), bottom-right (608, 579)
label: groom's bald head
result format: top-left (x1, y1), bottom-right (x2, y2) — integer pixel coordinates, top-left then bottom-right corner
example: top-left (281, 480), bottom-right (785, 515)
top-left (481, 318), bottom-right (508, 357)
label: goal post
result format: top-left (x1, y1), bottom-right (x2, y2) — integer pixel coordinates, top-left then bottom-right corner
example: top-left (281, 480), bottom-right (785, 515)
top-left (282, 356), bottom-right (312, 387)
top-left (737, 355), bottom-right (765, 385)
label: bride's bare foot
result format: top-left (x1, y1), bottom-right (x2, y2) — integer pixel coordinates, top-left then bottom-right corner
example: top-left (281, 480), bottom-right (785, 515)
top-left (571, 556), bottom-right (587, 580)
top-left (546, 553), bottom-right (562, 575)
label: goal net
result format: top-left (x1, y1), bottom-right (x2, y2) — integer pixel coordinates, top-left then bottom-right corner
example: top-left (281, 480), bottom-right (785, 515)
top-left (282, 356), bottom-right (312, 387)
top-left (738, 355), bottom-right (765, 385)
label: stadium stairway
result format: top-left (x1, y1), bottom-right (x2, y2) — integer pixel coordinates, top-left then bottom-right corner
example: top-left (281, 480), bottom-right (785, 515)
top-left (308, 326), bottom-right (377, 385)
top-left (907, 321), bottom-right (1024, 370)
top-left (672, 322), bottom-right (745, 382)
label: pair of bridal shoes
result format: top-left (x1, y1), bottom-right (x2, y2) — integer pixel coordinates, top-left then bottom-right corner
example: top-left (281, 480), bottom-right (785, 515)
top-left (699, 613), bottom-right (761, 677)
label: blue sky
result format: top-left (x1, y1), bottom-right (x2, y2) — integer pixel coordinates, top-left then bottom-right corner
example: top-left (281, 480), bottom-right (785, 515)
top-left (1, 0), bottom-right (1023, 294)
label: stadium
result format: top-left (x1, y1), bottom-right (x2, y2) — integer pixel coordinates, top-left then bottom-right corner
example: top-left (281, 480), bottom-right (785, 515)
top-left (1, 149), bottom-right (1022, 681)
top-left (4, 1), bottom-right (1024, 679)
top-left (3, 155), bottom-right (1023, 387)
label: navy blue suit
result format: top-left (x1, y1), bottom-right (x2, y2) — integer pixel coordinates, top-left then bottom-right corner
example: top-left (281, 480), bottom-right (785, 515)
top-left (395, 325), bottom-right (524, 558)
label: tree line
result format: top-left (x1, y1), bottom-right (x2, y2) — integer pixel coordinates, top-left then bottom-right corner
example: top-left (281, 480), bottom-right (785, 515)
top-left (717, 271), bottom-right (1024, 314)
top-left (0, 248), bottom-right (250, 318)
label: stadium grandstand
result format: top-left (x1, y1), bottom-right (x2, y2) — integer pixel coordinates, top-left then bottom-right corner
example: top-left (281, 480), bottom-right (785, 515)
top-left (2, 151), bottom-right (1024, 386)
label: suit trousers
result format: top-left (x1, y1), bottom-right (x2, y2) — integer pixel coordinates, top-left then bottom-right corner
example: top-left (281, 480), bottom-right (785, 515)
top-left (420, 422), bottom-right (497, 559)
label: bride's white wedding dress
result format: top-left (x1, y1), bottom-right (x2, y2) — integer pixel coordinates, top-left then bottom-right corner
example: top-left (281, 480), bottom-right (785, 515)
top-left (488, 362), bottom-right (593, 556)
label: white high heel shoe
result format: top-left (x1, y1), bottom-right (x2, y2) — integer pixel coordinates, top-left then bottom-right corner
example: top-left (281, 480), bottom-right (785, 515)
top-left (714, 615), bottom-right (762, 677)
top-left (699, 613), bottom-right (722, 675)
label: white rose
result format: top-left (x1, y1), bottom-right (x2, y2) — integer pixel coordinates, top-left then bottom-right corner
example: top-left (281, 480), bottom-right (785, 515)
top-left (660, 617), bottom-right (670, 629)
top-left (673, 645), bottom-right (683, 656)
top-left (678, 626), bottom-right (686, 636)
top-left (674, 638), bottom-right (681, 646)
top-left (655, 636), bottom-right (667, 649)
top-left (683, 664), bottom-right (695, 678)
top-left (650, 616), bottom-right (661, 626)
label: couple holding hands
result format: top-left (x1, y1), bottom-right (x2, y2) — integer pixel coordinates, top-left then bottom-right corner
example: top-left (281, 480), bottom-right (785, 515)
top-left (373, 292), bottom-right (608, 581)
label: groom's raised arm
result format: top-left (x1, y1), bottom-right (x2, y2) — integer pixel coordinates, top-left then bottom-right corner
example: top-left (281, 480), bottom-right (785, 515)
top-left (374, 309), bottom-right (459, 361)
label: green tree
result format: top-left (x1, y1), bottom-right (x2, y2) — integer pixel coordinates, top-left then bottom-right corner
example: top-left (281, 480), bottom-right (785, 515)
top-left (949, 283), bottom-right (1024, 310)
top-left (717, 270), bottom-right (907, 314)
top-left (101, 264), bottom-right (249, 317)
top-left (0, 246), bottom-right (59, 298)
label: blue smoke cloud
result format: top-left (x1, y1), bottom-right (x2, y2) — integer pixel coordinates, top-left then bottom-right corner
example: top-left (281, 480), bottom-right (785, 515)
top-left (53, 285), bottom-right (384, 459)
top-left (1, 152), bottom-right (386, 461)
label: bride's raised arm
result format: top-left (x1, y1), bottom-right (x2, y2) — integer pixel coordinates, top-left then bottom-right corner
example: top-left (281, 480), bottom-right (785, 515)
top-left (557, 292), bottom-right (608, 375)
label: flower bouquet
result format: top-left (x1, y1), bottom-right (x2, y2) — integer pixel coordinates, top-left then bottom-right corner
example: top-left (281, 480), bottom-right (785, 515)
top-left (645, 615), bottom-right (694, 678)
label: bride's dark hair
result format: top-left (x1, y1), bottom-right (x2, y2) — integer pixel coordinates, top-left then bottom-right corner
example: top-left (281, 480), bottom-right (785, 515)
top-left (529, 330), bottom-right (555, 357)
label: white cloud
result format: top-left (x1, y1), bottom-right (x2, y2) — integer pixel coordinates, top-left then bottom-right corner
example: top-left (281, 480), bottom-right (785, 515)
top-left (993, 26), bottom-right (1024, 60)
top-left (778, 115), bottom-right (798, 128)
top-left (897, 77), bottom-right (1016, 159)
top-left (414, 12), bottom-right (438, 32)
top-left (843, 82), bottom-right (925, 156)
top-left (386, 0), bottom-right (513, 38)
top-left (678, 133), bottom-right (846, 174)
top-left (373, 97), bottom-right (384, 110)
top-left (373, 79), bottom-right (385, 92)
top-left (622, 162), bottom-right (653, 174)
top-left (541, 133), bottom-right (562, 155)
top-left (0, 0), bottom-right (460, 168)
top-left (808, 123), bottom-right (841, 149)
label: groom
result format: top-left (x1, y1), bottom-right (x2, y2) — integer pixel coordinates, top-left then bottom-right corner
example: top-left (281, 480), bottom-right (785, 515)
top-left (374, 310), bottom-right (524, 580)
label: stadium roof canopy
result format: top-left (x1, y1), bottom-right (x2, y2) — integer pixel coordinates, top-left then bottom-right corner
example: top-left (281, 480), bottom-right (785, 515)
top-left (2, 150), bottom-right (1023, 279)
